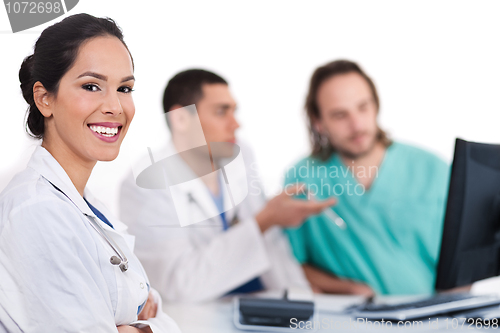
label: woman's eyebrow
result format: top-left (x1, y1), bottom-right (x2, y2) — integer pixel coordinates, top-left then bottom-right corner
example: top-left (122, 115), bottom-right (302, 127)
top-left (77, 71), bottom-right (107, 81)
top-left (77, 72), bottom-right (135, 83)
top-left (121, 75), bottom-right (135, 83)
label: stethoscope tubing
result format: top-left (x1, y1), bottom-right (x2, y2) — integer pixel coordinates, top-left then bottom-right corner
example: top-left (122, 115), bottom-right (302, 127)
top-left (47, 180), bottom-right (129, 272)
top-left (85, 214), bottom-right (129, 272)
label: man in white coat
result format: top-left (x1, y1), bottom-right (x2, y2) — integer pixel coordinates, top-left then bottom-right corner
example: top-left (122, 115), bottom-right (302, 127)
top-left (119, 69), bottom-right (335, 302)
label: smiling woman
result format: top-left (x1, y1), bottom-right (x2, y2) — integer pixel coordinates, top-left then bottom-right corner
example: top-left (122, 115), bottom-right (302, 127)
top-left (33, 34), bottom-right (136, 195)
top-left (0, 14), bottom-right (181, 333)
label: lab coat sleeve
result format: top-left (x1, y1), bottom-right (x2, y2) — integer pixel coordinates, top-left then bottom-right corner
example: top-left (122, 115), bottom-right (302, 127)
top-left (260, 226), bottom-right (311, 290)
top-left (0, 195), bottom-right (118, 333)
top-left (129, 288), bottom-right (181, 333)
top-left (282, 166), bottom-right (309, 264)
top-left (0, 302), bottom-right (16, 333)
top-left (237, 144), bottom-right (310, 290)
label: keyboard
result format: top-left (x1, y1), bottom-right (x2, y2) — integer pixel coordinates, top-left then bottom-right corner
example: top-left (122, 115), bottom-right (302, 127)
top-left (353, 293), bottom-right (500, 321)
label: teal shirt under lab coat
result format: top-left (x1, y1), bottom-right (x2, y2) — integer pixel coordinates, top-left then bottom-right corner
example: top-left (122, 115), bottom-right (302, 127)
top-left (285, 142), bottom-right (450, 295)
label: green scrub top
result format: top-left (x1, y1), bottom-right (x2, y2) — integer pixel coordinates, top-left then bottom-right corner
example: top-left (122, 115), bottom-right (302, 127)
top-left (285, 142), bottom-right (449, 295)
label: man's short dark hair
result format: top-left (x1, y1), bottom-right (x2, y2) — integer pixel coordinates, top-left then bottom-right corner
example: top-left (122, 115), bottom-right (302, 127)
top-left (162, 69), bottom-right (227, 127)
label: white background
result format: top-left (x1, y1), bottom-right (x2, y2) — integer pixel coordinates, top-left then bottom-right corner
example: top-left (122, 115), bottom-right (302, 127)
top-left (1, 0), bottom-right (500, 293)
top-left (1, 1), bottom-right (500, 219)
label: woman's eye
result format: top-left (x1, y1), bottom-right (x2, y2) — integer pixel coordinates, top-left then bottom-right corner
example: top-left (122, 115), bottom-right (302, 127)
top-left (118, 86), bottom-right (134, 94)
top-left (82, 84), bottom-right (100, 92)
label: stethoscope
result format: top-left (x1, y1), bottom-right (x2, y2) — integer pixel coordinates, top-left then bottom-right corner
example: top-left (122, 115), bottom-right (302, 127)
top-left (84, 214), bottom-right (129, 272)
top-left (49, 181), bottom-right (129, 272)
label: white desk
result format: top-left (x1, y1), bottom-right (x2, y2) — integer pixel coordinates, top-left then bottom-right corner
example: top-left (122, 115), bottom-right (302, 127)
top-left (163, 294), bottom-right (498, 332)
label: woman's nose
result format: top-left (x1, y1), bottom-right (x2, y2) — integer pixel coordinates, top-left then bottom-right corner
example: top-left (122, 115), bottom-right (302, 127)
top-left (102, 91), bottom-right (123, 115)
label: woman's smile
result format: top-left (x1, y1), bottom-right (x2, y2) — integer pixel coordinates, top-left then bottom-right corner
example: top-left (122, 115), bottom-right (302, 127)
top-left (88, 122), bottom-right (123, 143)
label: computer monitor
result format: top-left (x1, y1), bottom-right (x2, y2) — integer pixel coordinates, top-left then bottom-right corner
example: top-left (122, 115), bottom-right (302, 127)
top-left (436, 138), bottom-right (500, 290)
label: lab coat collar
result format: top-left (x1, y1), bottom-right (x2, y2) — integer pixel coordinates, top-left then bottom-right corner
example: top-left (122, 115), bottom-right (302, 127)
top-left (160, 141), bottom-right (233, 224)
top-left (28, 145), bottom-right (96, 218)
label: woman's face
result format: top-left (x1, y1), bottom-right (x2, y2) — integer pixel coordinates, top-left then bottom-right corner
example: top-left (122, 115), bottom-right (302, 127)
top-left (44, 36), bottom-right (135, 164)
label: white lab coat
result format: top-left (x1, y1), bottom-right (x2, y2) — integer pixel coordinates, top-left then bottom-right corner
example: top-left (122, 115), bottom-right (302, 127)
top-left (0, 146), bottom-right (181, 333)
top-left (119, 141), bottom-right (309, 303)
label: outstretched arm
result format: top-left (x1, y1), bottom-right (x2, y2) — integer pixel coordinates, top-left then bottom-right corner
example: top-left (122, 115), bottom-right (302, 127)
top-left (302, 264), bottom-right (374, 296)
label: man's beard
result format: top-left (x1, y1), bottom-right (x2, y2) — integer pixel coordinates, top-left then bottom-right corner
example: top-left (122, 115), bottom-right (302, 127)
top-left (336, 131), bottom-right (378, 161)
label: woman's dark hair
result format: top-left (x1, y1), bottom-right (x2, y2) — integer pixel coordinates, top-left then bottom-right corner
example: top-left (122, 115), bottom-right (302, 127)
top-left (305, 59), bottom-right (391, 160)
top-left (19, 13), bottom-right (132, 139)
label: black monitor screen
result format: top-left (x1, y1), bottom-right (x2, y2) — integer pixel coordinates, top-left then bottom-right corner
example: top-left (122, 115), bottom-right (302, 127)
top-left (436, 138), bottom-right (500, 290)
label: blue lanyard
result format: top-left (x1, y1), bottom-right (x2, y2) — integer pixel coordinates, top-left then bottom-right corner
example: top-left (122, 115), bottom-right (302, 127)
top-left (83, 198), bottom-right (114, 229)
top-left (208, 175), bottom-right (228, 230)
top-left (220, 211), bottom-right (228, 231)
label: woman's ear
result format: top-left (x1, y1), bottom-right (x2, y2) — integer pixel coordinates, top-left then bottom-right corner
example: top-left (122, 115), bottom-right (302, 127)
top-left (33, 81), bottom-right (52, 117)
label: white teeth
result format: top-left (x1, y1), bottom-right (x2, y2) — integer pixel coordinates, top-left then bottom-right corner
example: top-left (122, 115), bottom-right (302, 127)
top-left (89, 125), bottom-right (119, 137)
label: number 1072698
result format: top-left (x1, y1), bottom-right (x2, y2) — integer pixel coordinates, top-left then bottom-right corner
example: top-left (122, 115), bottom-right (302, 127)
top-left (5, 2), bottom-right (62, 14)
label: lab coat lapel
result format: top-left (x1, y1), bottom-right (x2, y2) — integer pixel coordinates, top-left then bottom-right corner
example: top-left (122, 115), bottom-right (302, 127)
top-left (159, 141), bottom-right (224, 227)
top-left (28, 146), bottom-right (95, 218)
top-left (180, 177), bottom-right (222, 226)
top-left (221, 176), bottom-right (236, 224)
top-left (217, 153), bottom-right (249, 224)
